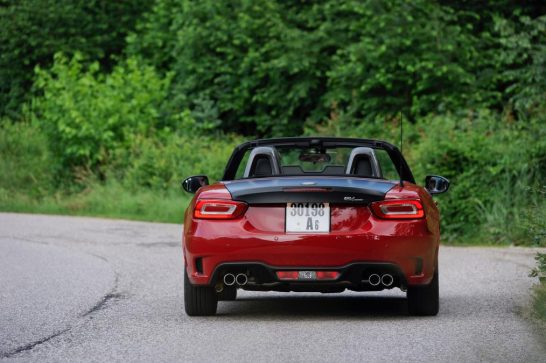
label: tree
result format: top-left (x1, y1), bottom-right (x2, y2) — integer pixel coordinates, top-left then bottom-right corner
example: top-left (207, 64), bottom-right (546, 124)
top-left (0, 0), bottom-right (151, 118)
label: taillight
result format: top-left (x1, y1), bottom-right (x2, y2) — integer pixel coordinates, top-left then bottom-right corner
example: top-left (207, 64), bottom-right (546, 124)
top-left (370, 199), bottom-right (424, 219)
top-left (276, 271), bottom-right (299, 280)
top-left (315, 271), bottom-right (340, 280)
top-left (194, 199), bottom-right (247, 219)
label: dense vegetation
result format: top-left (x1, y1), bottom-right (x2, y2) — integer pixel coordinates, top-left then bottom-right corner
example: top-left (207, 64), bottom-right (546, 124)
top-left (0, 0), bottom-right (544, 247)
top-left (530, 252), bottom-right (546, 322)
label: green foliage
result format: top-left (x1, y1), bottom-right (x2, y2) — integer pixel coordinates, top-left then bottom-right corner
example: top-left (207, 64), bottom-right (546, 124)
top-left (326, 1), bottom-right (483, 121)
top-left (0, 128), bottom-right (241, 222)
top-left (0, 179), bottom-right (191, 224)
top-left (32, 53), bottom-right (171, 175)
top-left (522, 187), bottom-right (546, 247)
top-left (126, 0), bottom-right (182, 71)
top-left (410, 113), bottom-right (545, 244)
top-left (0, 121), bottom-right (54, 199)
top-left (530, 253), bottom-right (546, 281)
top-left (533, 283), bottom-right (546, 322)
top-left (0, 0), bottom-right (151, 117)
top-left (160, 0), bottom-right (333, 135)
top-left (114, 132), bottom-right (242, 190)
top-left (305, 110), bottom-right (545, 245)
top-left (128, 0), bottom-right (546, 136)
top-left (530, 252), bottom-right (546, 322)
top-left (494, 14), bottom-right (546, 114)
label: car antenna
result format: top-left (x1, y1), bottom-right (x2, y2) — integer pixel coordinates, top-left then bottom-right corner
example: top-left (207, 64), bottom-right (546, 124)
top-left (399, 111), bottom-right (404, 188)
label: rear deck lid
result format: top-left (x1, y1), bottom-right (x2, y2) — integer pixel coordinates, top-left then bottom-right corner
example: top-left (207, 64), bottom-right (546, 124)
top-left (223, 177), bottom-right (396, 204)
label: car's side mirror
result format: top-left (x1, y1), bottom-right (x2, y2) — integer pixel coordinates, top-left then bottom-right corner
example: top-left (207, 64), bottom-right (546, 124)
top-left (425, 175), bottom-right (450, 195)
top-left (182, 175), bottom-right (209, 194)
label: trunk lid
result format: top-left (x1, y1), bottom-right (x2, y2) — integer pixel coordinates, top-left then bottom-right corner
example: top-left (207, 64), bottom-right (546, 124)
top-left (223, 177), bottom-right (396, 205)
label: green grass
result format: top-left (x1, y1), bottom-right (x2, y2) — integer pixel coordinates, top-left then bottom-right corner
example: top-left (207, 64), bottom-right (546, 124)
top-left (530, 253), bottom-right (546, 324)
top-left (533, 284), bottom-right (546, 321)
top-left (0, 182), bottom-right (191, 223)
top-left (531, 276), bottom-right (546, 344)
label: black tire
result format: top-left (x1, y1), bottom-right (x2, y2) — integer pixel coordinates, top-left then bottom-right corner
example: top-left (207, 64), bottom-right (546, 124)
top-left (184, 269), bottom-right (218, 316)
top-left (407, 268), bottom-right (439, 316)
top-left (217, 286), bottom-right (237, 301)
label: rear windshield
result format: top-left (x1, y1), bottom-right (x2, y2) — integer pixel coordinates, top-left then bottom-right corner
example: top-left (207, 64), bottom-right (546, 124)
top-left (234, 145), bottom-right (400, 181)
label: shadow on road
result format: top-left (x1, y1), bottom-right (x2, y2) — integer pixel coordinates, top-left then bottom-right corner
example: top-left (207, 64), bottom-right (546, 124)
top-left (217, 295), bottom-right (410, 319)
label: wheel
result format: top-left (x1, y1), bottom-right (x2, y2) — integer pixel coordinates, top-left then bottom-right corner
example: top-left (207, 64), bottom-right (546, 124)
top-left (217, 286), bottom-right (237, 301)
top-left (184, 269), bottom-right (218, 316)
top-left (407, 268), bottom-right (439, 316)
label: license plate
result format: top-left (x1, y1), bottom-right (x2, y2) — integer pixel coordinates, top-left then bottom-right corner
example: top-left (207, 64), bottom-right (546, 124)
top-left (285, 202), bottom-right (330, 233)
top-left (298, 271), bottom-right (316, 280)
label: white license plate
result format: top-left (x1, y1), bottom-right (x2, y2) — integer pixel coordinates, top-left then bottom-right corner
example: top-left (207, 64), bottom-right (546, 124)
top-left (285, 202), bottom-right (330, 233)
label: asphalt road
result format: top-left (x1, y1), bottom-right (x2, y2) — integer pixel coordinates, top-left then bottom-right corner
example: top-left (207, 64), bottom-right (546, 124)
top-left (0, 213), bottom-right (544, 362)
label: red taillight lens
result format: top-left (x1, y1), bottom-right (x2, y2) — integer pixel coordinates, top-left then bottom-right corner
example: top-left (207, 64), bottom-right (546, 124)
top-left (194, 199), bottom-right (247, 219)
top-left (370, 199), bottom-right (425, 219)
top-left (316, 271), bottom-right (340, 280)
top-left (276, 271), bottom-right (299, 280)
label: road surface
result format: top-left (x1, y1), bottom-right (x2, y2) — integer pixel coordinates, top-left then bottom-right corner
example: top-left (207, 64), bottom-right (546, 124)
top-left (0, 213), bottom-right (544, 362)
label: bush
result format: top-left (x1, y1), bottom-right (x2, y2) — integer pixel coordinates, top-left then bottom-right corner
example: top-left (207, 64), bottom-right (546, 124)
top-left (29, 52), bottom-right (243, 192)
top-left (32, 53), bottom-right (172, 177)
top-left (305, 110), bottom-right (545, 244)
top-left (522, 187), bottom-right (546, 247)
top-left (410, 113), bottom-right (545, 243)
top-left (0, 177), bottom-right (191, 224)
top-left (113, 132), bottom-right (243, 190)
top-left (0, 121), bottom-right (54, 199)
top-left (530, 252), bottom-right (546, 322)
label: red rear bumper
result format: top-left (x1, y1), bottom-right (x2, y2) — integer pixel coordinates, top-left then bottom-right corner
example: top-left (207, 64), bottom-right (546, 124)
top-left (183, 216), bottom-right (438, 287)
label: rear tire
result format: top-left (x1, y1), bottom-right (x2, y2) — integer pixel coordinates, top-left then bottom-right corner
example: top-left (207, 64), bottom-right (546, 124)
top-left (217, 286), bottom-right (237, 301)
top-left (407, 268), bottom-right (439, 316)
top-left (184, 269), bottom-right (218, 316)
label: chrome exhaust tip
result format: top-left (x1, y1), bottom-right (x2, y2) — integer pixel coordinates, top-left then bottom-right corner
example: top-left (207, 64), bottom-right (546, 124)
top-left (223, 273), bottom-right (236, 286)
top-left (381, 274), bottom-right (394, 287)
top-left (368, 273), bottom-right (381, 286)
top-left (235, 273), bottom-right (248, 286)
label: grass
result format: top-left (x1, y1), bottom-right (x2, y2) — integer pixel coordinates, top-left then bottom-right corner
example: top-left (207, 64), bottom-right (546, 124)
top-left (0, 182), bottom-right (191, 223)
top-left (533, 285), bottom-right (546, 321)
top-left (530, 253), bottom-right (546, 324)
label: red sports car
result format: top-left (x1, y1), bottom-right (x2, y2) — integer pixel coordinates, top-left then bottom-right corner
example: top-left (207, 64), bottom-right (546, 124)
top-left (181, 137), bottom-right (449, 316)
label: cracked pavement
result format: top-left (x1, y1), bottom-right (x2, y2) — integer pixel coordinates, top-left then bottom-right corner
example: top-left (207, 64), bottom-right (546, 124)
top-left (0, 213), bottom-right (544, 362)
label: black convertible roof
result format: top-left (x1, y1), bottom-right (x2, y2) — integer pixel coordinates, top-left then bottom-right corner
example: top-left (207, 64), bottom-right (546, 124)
top-left (221, 137), bottom-right (415, 183)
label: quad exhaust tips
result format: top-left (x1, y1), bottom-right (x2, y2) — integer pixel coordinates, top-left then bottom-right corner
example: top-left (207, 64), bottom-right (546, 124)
top-left (235, 273), bottom-right (248, 286)
top-left (223, 273), bottom-right (248, 286)
top-left (367, 273), bottom-right (394, 287)
top-left (223, 273), bottom-right (236, 286)
top-left (368, 274), bottom-right (381, 286)
top-left (381, 273), bottom-right (394, 287)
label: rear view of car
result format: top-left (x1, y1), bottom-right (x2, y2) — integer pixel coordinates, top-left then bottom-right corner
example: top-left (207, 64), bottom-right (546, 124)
top-left (181, 137), bottom-right (449, 316)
